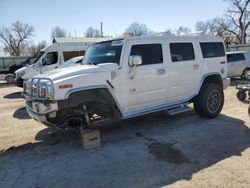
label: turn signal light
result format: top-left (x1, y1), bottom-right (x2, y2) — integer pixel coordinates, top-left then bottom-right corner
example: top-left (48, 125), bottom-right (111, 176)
top-left (59, 84), bottom-right (73, 89)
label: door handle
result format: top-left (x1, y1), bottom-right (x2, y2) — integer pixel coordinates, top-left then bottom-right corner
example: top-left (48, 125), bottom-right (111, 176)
top-left (193, 64), bottom-right (199, 70)
top-left (157, 69), bottom-right (166, 75)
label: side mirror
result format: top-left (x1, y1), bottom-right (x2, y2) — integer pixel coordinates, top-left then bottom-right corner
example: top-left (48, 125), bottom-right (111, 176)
top-left (129, 55), bottom-right (142, 67)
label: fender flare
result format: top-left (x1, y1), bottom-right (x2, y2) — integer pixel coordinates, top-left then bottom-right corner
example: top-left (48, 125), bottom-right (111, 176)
top-left (195, 73), bottom-right (223, 96)
top-left (62, 85), bottom-right (123, 116)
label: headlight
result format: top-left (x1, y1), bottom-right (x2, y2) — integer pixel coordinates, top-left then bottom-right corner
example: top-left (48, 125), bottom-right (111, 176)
top-left (18, 71), bottom-right (25, 77)
top-left (38, 79), bottom-right (54, 99)
top-left (29, 78), bottom-right (54, 100)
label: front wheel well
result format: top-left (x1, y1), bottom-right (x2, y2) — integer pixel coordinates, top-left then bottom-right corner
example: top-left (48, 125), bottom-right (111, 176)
top-left (55, 88), bottom-right (121, 127)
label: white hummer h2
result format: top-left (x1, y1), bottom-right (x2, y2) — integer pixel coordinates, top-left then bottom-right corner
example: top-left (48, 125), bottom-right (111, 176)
top-left (24, 35), bottom-right (230, 128)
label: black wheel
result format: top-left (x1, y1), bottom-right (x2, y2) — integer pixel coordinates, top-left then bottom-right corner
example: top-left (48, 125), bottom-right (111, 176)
top-left (194, 83), bottom-right (224, 118)
top-left (237, 91), bottom-right (246, 101)
top-left (248, 106), bottom-right (250, 116)
top-left (241, 68), bottom-right (250, 80)
top-left (5, 75), bottom-right (14, 84)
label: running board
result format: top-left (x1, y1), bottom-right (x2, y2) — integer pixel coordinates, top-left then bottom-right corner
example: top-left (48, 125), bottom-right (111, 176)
top-left (166, 105), bottom-right (192, 116)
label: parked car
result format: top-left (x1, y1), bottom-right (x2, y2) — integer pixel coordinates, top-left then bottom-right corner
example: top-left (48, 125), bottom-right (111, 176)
top-left (15, 37), bottom-right (109, 87)
top-left (23, 35), bottom-right (230, 129)
top-left (227, 51), bottom-right (250, 79)
top-left (0, 56), bottom-right (35, 84)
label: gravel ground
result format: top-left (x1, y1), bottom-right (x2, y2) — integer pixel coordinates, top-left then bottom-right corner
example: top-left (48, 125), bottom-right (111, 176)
top-left (0, 81), bottom-right (250, 188)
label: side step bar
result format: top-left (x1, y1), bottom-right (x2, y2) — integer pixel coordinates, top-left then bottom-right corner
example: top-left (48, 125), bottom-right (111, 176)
top-left (166, 105), bottom-right (192, 116)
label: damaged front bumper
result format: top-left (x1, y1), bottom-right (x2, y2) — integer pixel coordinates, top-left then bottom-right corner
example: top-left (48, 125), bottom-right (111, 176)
top-left (26, 101), bottom-right (58, 127)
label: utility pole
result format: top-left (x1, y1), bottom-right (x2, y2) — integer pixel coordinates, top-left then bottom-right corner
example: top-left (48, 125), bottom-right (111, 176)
top-left (100, 22), bottom-right (103, 37)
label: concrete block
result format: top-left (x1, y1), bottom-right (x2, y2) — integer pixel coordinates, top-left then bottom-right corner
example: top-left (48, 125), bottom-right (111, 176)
top-left (80, 129), bottom-right (101, 150)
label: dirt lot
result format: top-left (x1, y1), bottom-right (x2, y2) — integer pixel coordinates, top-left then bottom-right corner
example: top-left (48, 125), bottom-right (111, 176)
top-left (0, 81), bottom-right (250, 188)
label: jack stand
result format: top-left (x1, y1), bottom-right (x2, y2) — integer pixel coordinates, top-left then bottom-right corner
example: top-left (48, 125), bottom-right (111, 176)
top-left (80, 110), bottom-right (101, 150)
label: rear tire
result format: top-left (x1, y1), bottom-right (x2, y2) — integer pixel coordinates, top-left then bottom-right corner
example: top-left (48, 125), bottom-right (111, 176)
top-left (237, 91), bottom-right (246, 101)
top-left (194, 83), bottom-right (224, 118)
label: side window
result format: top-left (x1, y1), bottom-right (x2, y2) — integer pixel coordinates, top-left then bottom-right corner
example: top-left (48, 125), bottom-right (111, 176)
top-left (43, 52), bottom-right (58, 66)
top-left (227, 53), bottom-right (246, 63)
top-left (130, 44), bottom-right (163, 65)
top-left (200, 42), bottom-right (225, 58)
top-left (170, 43), bottom-right (195, 62)
top-left (63, 51), bottom-right (85, 62)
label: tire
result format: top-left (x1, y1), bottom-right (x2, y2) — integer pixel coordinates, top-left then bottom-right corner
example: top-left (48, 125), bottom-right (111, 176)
top-left (241, 68), bottom-right (250, 80)
top-left (248, 106), bottom-right (250, 116)
top-left (5, 75), bottom-right (14, 84)
top-left (237, 91), bottom-right (246, 101)
top-left (194, 83), bottom-right (224, 118)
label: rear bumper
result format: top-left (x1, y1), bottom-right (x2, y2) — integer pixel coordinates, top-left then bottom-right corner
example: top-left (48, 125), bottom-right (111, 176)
top-left (223, 78), bottom-right (231, 89)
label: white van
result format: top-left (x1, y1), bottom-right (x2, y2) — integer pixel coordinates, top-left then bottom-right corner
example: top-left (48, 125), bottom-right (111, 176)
top-left (227, 51), bottom-right (250, 78)
top-left (15, 37), bottom-right (109, 87)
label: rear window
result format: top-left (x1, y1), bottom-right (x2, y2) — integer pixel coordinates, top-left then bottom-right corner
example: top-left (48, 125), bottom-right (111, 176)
top-left (130, 44), bottom-right (163, 65)
top-left (170, 43), bottom-right (195, 62)
top-left (227, 53), bottom-right (246, 63)
top-left (200, 42), bottom-right (225, 58)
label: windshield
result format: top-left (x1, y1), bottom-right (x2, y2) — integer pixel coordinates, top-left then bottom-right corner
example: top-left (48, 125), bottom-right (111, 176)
top-left (33, 51), bottom-right (45, 65)
top-left (83, 40), bottom-right (123, 65)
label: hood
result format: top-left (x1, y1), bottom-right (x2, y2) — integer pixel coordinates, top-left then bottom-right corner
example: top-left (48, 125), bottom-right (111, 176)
top-left (15, 66), bottom-right (27, 74)
top-left (34, 64), bottom-right (116, 81)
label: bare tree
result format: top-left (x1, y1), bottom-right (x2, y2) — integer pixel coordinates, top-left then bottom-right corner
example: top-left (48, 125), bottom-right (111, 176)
top-left (27, 40), bottom-right (47, 56)
top-left (224, 0), bottom-right (250, 43)
top-left (124, 22), bottom-right (152, 36)
top-left (85, 27), bottom-right (101, 38)
top-left (51, 26), bottom-right (67, 40)
top-left (0, 21), bottom-right (34, 56)
top-left (175, 26), bottom-right (191, 35)
top-left (195, 18), bottom-right (223, 35)
top-left (195, 21), bottom-right (210, 34)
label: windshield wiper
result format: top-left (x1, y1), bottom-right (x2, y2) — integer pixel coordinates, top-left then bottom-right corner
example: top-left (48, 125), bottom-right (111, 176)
top-left (90, 62), bottom-right (97, 65)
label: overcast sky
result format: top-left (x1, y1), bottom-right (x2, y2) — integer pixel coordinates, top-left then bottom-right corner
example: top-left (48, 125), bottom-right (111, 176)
top-left (0, 0), bottom-right (227, 43)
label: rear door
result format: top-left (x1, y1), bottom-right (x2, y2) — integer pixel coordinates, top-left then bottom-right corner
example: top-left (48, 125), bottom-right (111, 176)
top-left (167, 41), bottom-right (201, 102)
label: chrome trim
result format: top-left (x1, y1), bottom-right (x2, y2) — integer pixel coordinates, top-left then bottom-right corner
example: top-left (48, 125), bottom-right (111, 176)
top-left (24, 78), bottom-right (54, 101)
top-left (123, 101), bottom-right (191, 118)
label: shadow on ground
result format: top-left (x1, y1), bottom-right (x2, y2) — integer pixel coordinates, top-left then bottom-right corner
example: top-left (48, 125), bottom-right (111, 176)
top-left (1, 112), bottom-right (250, 187)
top-left (13, 107), bottom-right (31, 119)
top-left (0, 83), bottom-right (15, 88)
top-left (3, 92), bottom-right (22, 99)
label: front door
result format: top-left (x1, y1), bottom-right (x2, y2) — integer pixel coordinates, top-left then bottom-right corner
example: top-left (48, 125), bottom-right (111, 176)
top-left (121, 41), bottom-right (168, 111)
